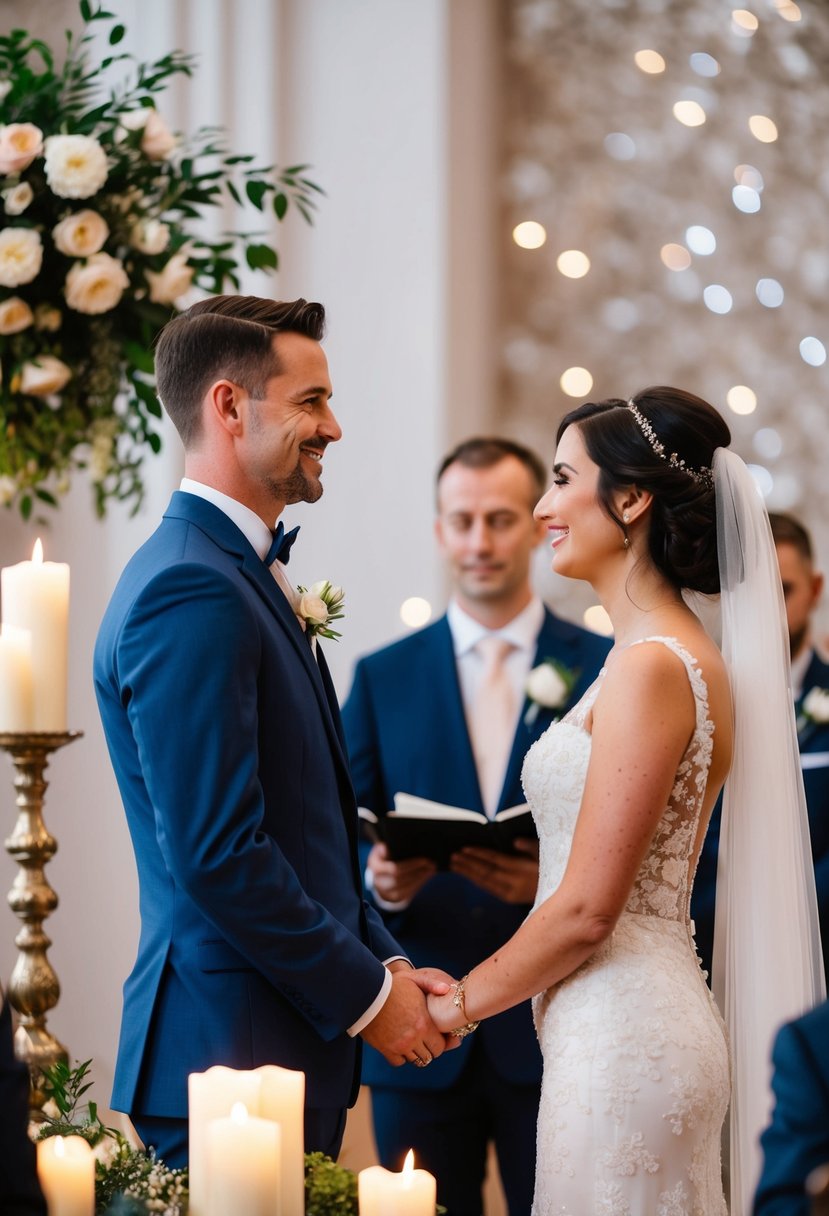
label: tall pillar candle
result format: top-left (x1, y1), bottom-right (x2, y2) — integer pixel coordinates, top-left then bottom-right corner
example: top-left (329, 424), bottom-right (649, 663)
top-left (0, 624), bottom-right (33, 730)
top-left (36, 1135), bottom-right (95, 1216)
top-left (1, 539), bottom-right (69, 731)
top-left (189, 1064), bottom-right (305, 1216)
top-left (205, 1103), bottom-right (280, 1216)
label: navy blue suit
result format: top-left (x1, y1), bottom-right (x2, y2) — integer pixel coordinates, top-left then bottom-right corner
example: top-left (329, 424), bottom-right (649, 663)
top-left (94, 492), bottom-right (402, 1165)
top-left (692, 649), bottom-right (829, 981)
top-left (754, 999), bottom-right (829, 1215)
top-left (342, 609), bottom-right (610, 1214)
top-left (0, 999), bottom-right (46, 1215)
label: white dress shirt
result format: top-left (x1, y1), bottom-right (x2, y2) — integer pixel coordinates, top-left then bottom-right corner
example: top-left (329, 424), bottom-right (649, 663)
top-left (178, 479), bottom-right (399, 1034)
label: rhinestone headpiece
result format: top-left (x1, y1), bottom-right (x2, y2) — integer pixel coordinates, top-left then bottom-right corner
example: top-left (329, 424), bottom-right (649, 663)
top-left (626, 400), bottom-right (714, 489)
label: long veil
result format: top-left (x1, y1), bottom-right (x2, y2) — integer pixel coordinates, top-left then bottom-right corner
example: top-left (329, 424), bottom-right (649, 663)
top-left (712, 448), bottom-right (825, 1215)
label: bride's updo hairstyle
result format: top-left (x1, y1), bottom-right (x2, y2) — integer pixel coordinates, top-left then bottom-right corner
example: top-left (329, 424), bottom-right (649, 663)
top-left (556, 386), bottom-right (732, 594)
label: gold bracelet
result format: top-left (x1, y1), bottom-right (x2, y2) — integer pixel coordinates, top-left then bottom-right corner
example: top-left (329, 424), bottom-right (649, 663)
top-left (450, 972), bottom-right (480, 1038)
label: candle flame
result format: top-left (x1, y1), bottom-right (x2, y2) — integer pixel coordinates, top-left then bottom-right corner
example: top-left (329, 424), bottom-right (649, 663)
top-left (230, 1101), bottom-right (249, 1125)
top-left (54, 1137), bottom-right (66, 1158)
top-left (32, 538), bottom-right (43, 564)
top-left (402, 1149), bottom-right (415, 1185)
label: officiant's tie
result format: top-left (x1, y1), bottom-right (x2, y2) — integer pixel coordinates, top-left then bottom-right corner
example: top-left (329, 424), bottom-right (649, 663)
top-left (471, 635), bottom-right (517, 817)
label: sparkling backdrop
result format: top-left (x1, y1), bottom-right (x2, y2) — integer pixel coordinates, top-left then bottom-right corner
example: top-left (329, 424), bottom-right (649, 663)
top-left (499, 0), bottom-right (829, 626)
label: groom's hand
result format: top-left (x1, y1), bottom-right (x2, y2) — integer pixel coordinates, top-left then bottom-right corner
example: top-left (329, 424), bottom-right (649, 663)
top-left (360, 968), bottom-right (451, 1066)
top-left (449, 839), bottom-right (540, 904)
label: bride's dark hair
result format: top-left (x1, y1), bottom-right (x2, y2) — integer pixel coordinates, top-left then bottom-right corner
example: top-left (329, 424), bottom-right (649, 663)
top-left (557, 386), bottom-right (732, 594)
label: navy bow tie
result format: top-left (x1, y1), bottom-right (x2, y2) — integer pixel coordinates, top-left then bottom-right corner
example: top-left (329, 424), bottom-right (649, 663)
top-left (264, 521), bottom-right (300, 566)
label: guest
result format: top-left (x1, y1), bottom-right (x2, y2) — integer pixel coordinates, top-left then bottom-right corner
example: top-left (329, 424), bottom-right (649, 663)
top-left (342, 437), bottom-right (610, 1215)
top-left (0, 986), bottom-right (46, 1214)
top-left (94, 295), bottom-right (452, 1169)
top-left (692, 511), bottom-right (829, 978)
top-left (754, 998), bottom-right (829, 1215)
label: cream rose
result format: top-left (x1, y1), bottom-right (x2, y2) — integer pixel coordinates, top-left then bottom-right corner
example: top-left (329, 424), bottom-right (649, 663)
top-left (34, 303), bottom-right (62, 332)
top-left (0, 226), bottom-right (43, 287)
top-left (298, 592), bottom-right (329, 628)
top-left (145, 252), bottom-right (194, 304)
top-left (526, 662), bottom-right (569, 709)
top-left (0, 296), bottom-right (34, 335)
top-left (0, 123), bottom-right (44, 174)
top-left (65, 252), bottom-right (129, 315)
top-left (140, 109), bottom-right (177, 160)
top-left (52, 209), bottom-right (109, 257)
top-left (803, 687), bottom-right (829, 724)
top-left (44, 134), bottom-right (108, 199)
top-left (2, 181), bottom-right (34, 216)
top-left (19, 355), bottom-right (72, 396)
top-left (130, 217), bottom-right (170, 255)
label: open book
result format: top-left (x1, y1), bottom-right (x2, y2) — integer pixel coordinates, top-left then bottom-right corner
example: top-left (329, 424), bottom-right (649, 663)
top-left (358, 792), bottom-right (536, 870)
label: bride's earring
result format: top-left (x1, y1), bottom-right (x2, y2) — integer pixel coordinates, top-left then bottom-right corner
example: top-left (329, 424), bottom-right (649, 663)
top-left (622, 511), bottom-right (631, 548)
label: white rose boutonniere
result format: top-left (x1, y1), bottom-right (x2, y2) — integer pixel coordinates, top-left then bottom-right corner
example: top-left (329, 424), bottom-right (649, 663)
top-left (801, 687), bottom-right (829, 727)
top-left (524, 659), bottom-right (579, 725)
top-left (296, 580), bottom-right (345, 641)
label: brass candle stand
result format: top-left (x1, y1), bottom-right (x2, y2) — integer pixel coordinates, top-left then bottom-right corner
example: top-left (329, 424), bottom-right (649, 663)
top-left (0, 730), bottom-right (82, 1110)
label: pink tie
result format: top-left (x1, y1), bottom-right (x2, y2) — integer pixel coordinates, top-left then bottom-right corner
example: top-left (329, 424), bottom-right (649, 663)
top-left (471, 636), bottom-right (517, 816)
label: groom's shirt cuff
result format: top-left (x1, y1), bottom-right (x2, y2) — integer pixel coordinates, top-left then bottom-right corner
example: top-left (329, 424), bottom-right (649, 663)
top-left (347, 958), bottom-right (412, 1037)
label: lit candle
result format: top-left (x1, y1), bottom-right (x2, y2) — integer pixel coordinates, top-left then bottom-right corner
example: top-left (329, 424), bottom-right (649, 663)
top-left (205, 1102), bottom-right (280, 1216)
top-left (358, 1150), bottom-right (437, 1216)
top-left (1, 538), bottom-right (70, 730)
top-left (36, 1135), bottom-right (94, 1216)
top-left (0, 624), bottom-right (33, 730)
top-left (189, 1064), bottom-right (305, 1216)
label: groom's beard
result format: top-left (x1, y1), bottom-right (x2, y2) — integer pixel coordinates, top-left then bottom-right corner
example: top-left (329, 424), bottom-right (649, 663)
top-left (268, 442), bottom-right (328, 505)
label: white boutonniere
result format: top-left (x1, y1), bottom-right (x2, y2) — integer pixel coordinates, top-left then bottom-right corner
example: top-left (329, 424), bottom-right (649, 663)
top-left (524, 659), bottom-right (579, 725)
top-left (296, 580), bottom-right (345, 641)
top-left (800, 686), bottom-right (829, 727)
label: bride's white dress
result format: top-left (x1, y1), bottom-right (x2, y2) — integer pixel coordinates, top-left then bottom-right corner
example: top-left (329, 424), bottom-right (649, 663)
top-left (524, 638), bottom-right (730, 1215)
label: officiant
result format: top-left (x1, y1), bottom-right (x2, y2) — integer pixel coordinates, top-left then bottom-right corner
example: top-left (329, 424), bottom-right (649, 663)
top-left (342, 437), bottom-right (610, 1216)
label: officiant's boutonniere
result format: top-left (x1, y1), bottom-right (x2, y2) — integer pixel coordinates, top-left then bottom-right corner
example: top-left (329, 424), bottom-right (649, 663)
top-left (524, 659), bottom-right (579, 725)
top-left (296, 580), bottom-right (345, 641)
top-left (798, 686), bottom-right (829, 730)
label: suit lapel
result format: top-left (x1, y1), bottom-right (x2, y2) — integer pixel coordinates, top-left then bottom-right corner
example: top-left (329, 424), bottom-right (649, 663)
top-left (797, 652), bottom-right (829, 752)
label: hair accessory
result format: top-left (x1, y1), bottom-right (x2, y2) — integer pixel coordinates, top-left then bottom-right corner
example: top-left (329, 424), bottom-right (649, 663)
top-left (626, 400), bottom-right (714, 488)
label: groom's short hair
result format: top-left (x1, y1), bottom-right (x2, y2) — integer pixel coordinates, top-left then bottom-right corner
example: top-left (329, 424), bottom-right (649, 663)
top-left (769, 512), bottom-right (814, 565)
top-left (437, 436), bottom-right (547, 505)
top-left (154, 294), bottom-right (326, 448)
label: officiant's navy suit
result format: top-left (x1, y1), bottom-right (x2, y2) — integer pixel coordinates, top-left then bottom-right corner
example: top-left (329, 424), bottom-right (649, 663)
top-left (691, 648), bottom-right (829, 980)
top-left (94, 492), bottom-right (402, 1162)
top-left (343, 609), bottom-right (610, 1210)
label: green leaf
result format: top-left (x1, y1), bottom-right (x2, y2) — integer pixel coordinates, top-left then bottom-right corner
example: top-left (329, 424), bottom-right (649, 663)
top-left (108, 23), bottom-right (125, 45)
top-left (124, 342), bottom-right (155, 374)
top-left (79, 0), bottom-right (93, 22)
top-left (273, 192), bottom-right (288, 220)
top-left (20, 494), bottom-right (32, 520)
top-left (245, 243), bottom-right (278, 271)
top-left (245, 179), bottom-right (267, 210)
top-left (147, 432), bottom-right (162, 454)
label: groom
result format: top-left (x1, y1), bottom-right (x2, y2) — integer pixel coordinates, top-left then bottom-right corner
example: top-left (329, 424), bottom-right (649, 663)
top-left (94, 295), bottom-right (451, 1168)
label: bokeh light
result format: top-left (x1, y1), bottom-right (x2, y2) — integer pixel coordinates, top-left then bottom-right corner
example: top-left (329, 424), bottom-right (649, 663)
top-left (400, 597), bottom-right (432, 628)
top-left (726, 385), bottom-right (757, 415)
top-left (634, 49), bottom-right (666, 74)
top-left (560, 367), bottom-right (594, 397)
top-left (756, 278), bottom-right (784, 308)
top-left (749, 114), bottom-right (778, 143)
top-left (686, 225), bottom-right (716, 255)
top-left (660, 244), bottom-right (692, 271)
top-left (673, 100), bottom-right (706, 127)
top-left (512, 221), bottom-right (547, 249)
top-left (800, 336), bottom-right (827, 367)
top-left (557, 249), bottom-right (591, 278)
top-left (703, 284), bottom-right (733, 314)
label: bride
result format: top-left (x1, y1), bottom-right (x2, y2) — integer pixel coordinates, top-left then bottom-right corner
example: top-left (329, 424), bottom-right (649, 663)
top-left (427, 387), bottom-right (824, 1215)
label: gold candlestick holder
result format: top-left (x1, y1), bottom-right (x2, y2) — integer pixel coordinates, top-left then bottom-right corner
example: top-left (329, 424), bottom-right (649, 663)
top-left (0, 730), bottom-right (82, 1110)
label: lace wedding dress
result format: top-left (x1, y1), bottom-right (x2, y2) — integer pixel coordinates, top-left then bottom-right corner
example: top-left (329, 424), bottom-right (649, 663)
top-left (524, 638), bottom-right (730, 1216)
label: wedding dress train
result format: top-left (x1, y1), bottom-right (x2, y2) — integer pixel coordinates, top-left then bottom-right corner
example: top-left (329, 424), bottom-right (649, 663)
top-left (524, 638), bottom-right (730, 1215)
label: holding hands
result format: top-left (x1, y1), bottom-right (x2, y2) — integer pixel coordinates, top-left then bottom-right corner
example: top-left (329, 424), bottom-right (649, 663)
top-left (361, 961), bottom-right (462, 1067)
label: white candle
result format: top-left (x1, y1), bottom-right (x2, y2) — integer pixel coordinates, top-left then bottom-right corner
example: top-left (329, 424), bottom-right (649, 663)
top-left (205, 1102), bottom-right (280, 1216)
top-left (1, 538), bottom-right (70, 730)
top-left (359, 1150), bottom-right (436, 1216)
top-left (36, 1135), bottom-right (94, 1216)
top-left (0, 624), bottom-right (33, 730)
top-left (189, 1064), bottom-right (305, 1216)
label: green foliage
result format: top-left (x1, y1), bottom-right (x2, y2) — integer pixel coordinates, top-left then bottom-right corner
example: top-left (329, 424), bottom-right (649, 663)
top-left (0, 0), bottom-right (323, 518)
top-left (304, 1151), bottom-right (359, 1216)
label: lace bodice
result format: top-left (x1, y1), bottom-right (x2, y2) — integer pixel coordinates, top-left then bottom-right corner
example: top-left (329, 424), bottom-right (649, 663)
top-left (523, 636), bottom-right (715, 924)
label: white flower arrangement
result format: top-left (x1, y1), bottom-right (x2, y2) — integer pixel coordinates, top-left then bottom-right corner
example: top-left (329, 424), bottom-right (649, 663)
top-left (296, 581), bottom-right (345, 641)
top-left (0, 0), bottom-right (322, 519)
top-left (524, 658), bottom-right (579, 725)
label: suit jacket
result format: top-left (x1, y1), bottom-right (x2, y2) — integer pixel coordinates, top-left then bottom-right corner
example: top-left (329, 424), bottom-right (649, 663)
top-left (692, 649), bottom-right (829, 980)
top-left (754, 999), bottom-right (829, 1216)
top-left (94, 492), bottom-right (402, 1119)
top-left (342, 608), bottom-right (611, 1091)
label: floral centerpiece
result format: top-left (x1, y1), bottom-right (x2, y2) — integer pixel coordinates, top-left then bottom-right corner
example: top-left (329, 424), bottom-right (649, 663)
top-left (0, 0), bottom-right (321, 518)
